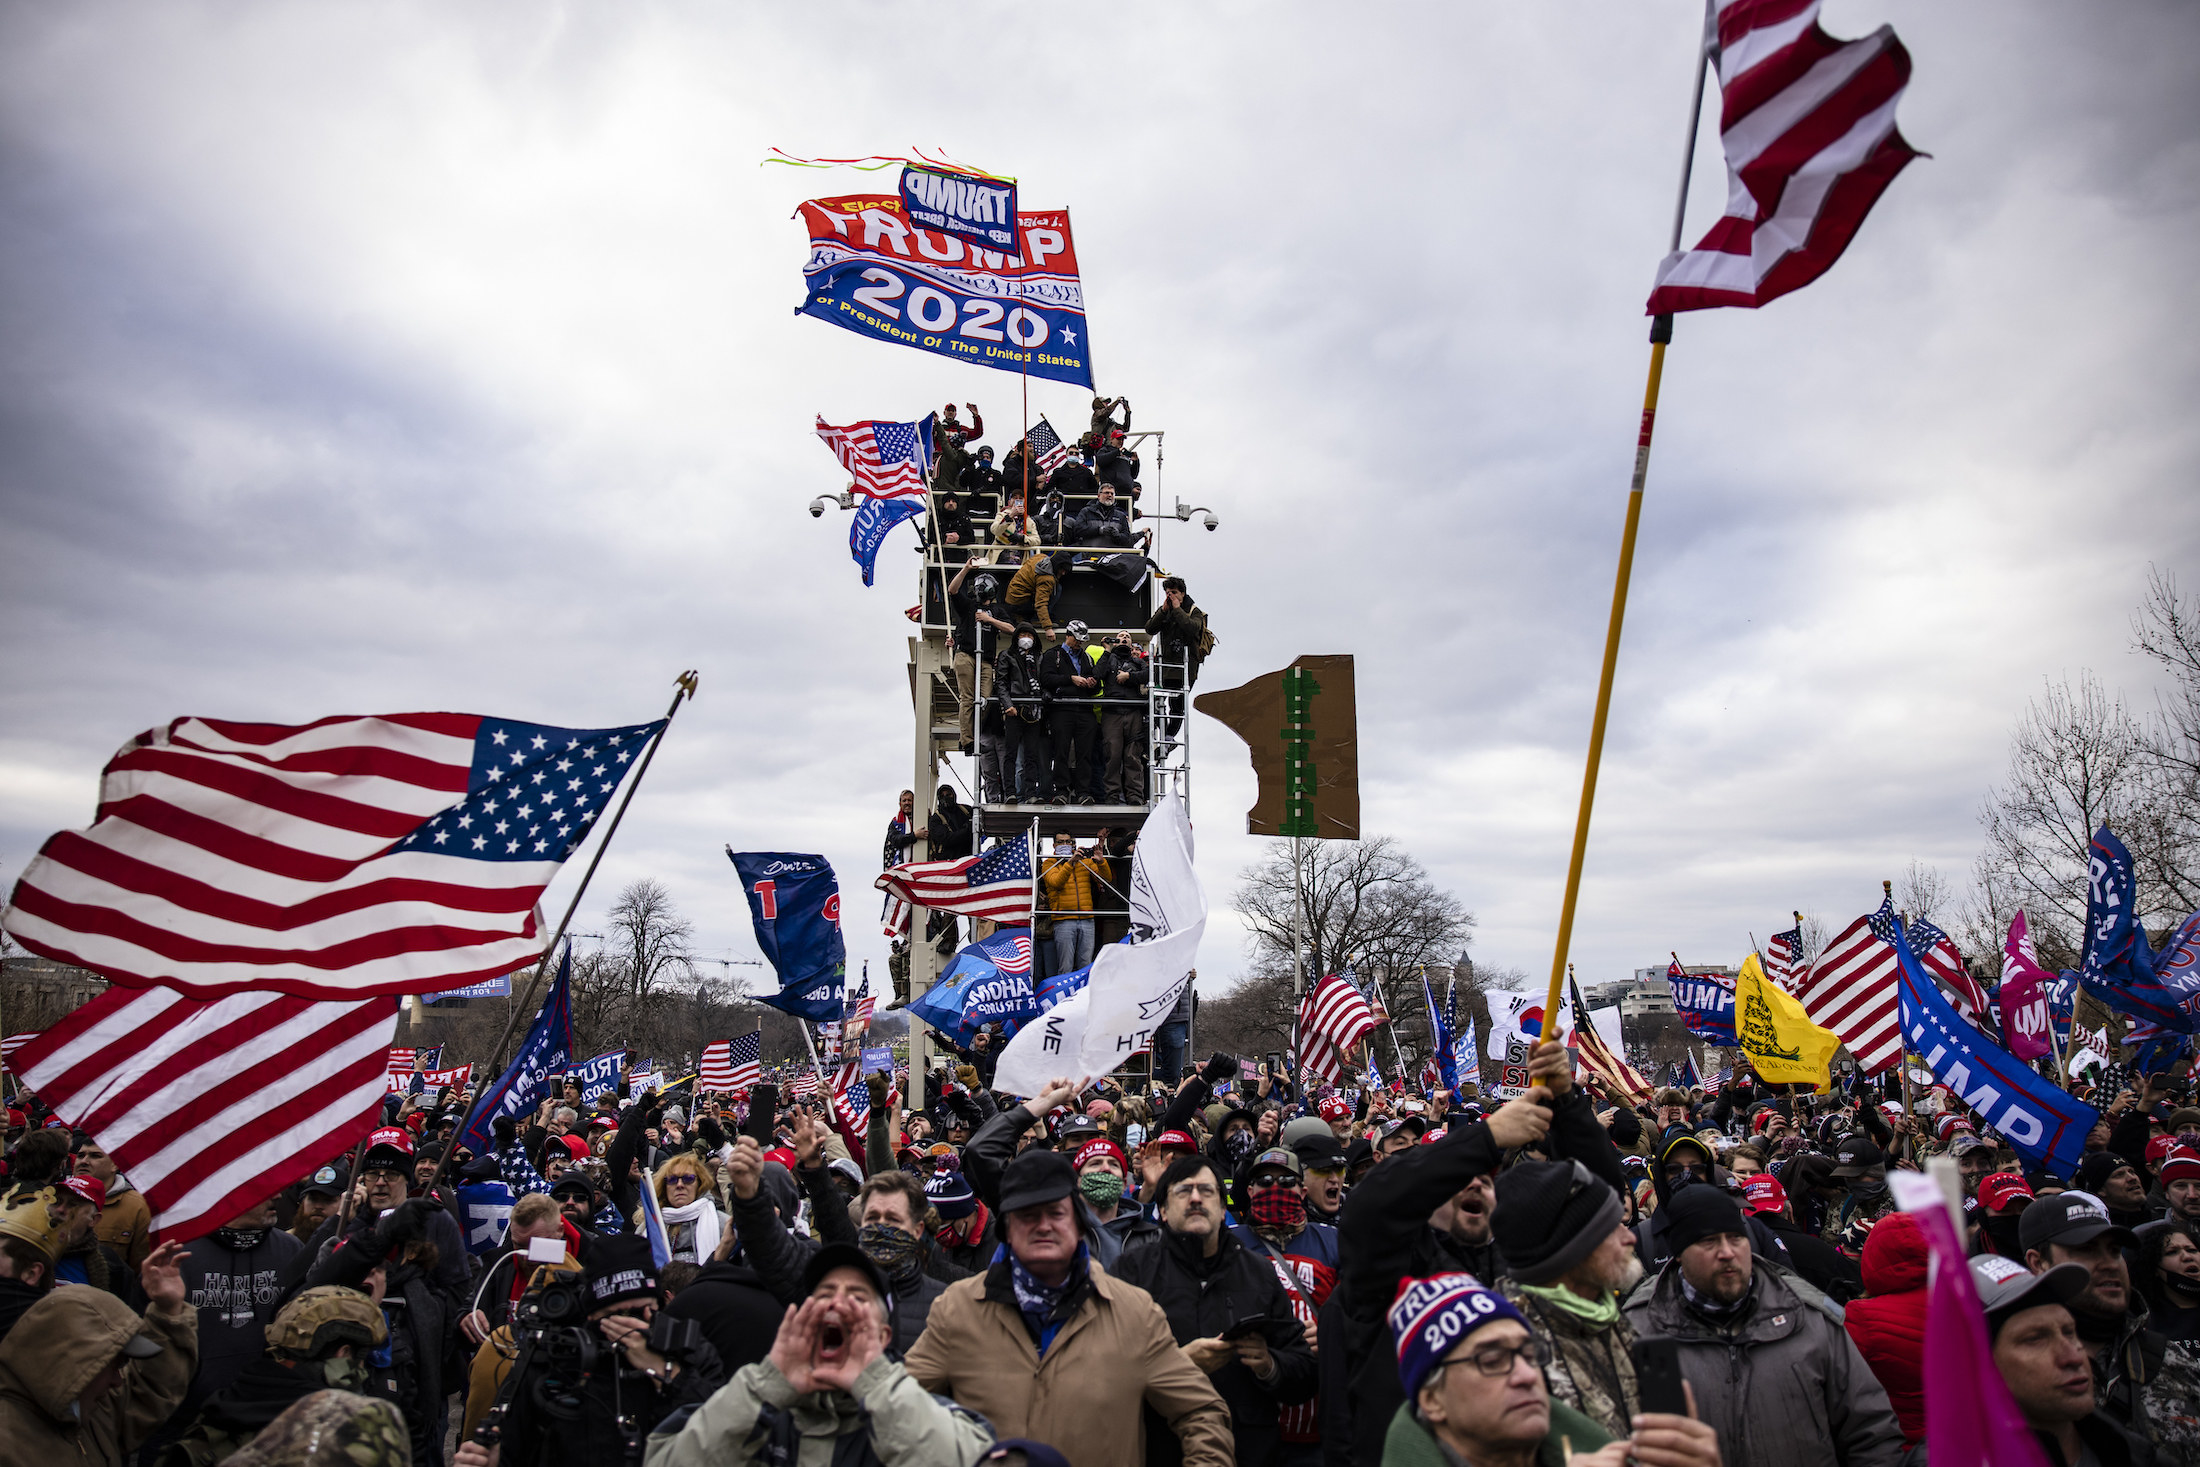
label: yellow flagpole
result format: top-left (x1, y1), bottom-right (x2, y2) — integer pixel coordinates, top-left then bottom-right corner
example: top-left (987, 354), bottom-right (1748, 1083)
top-left (1541, 5), bottom-right (1713, 1037)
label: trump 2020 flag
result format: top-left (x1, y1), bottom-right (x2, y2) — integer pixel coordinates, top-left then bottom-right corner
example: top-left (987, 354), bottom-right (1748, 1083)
top-left (727, 850), bottom-right (846, 1021)
top-left (458, 945), bottom-right (575, 1155)
top-left (1898, 920), bottom-right (2096, 1178)
top-left (2078, 827), bottom-right (2199, 1033)
top-left (910, 929), bottom-right (1037, 1047)
top-left (568, 1049), bottom-right (626, 1104)
top-left (899, 164), bottom-right (1018, 251)
top-left (456, 1173), bottom-right (515, 1258)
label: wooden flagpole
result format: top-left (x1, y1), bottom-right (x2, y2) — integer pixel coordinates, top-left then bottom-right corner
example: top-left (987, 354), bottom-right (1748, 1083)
top-left (1541, 9), bottom-right (1715, 1037)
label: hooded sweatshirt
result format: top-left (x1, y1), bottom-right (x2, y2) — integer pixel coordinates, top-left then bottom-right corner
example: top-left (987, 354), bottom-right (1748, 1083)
top-left (177, 1227), bottom-right (305, 1420)
top-left (0, 1286), bottom-right (198, 1467)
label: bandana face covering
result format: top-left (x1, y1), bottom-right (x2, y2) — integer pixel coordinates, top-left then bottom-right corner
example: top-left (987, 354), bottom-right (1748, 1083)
top-left (859, 1223), bottom-right (925, 1288)
top-left (215, 1227), bottom-right (270, 1251)
top-left (1222, 1129), bottom-right (1258, 1166)
top-left (1250, 1188), bottom-right (1305, 1233)
top-left (1078, 1170), bottom-right (1125, 1210)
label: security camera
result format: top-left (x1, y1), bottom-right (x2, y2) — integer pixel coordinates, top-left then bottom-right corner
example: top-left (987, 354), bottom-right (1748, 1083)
top-left (809, 498), bottom-right (827, 519)
top-left (1202, 513), bottom-right (1219, 532)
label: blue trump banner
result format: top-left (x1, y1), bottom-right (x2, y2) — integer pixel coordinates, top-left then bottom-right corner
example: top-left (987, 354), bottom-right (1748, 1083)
top-left (1422, 970), bottom-right (1458, 1090)
top-left (1898, 921), bottom-right (2097, 1178)
top-left (795, 194), bottom-right (1094, 389)
top-left (2079, 827), bottom-right (2200, 1033)
top-left (911, 929), bottom-right (1038, 1045)
top-left (899, 164), bottom-right (1018, 251)
top-left (455, 1175), bottom-right (514, 1257)
top-left (458, 945), bottom-right (575, 1155)
top-left (567, 1049), bottom-right (626, 1104)
top-left (851, 494), bottom-right (923, 586)
top-left (1665, 962), bottom-right (1738, 1045)
top-left (727, 849), bottom-right (846, 1021)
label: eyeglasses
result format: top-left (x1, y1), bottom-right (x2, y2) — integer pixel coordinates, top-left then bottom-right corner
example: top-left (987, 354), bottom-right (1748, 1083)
top-left (1432, 1337), bottom-right (1552, 1380)
top-left (664, 1175), bottom-right (699, 1190)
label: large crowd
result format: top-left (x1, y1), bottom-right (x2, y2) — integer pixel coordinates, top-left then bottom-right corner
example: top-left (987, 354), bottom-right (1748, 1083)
top-left (0, 1038), bottom-right (2192, 1467)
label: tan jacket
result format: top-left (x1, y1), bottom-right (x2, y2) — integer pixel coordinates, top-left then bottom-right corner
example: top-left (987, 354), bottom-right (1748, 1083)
top-left (97, 1185), bottom-right (154, 1270)
top-left (904, 1260), bottom-right (1232, 1467)
top-left (0, 1287), bottom-right (198, 1467)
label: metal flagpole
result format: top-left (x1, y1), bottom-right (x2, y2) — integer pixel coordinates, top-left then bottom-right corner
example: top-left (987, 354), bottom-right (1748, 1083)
top-left (1541, 2), bottom-right (1716, 1038)
top-left (461, 671), bottom-right (700, 1106)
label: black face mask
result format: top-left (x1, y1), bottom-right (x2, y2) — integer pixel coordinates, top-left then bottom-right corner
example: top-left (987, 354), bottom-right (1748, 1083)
top-left (214, 1226), bottom-right (269, 1252)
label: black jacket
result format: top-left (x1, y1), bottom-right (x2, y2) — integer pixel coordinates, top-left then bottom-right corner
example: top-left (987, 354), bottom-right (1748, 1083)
top-left (1039, 642), bottom-right (1099, 706)
top-left (0, 1277), bottom-right (43, 1344)
top-left (929, 798), bottom-right (974, 859)
top-left (497, 1326), bottom-right (722, 1467)
top-left (1070, 499), bottom-right (1137, 549)
top-left (1046, 460), bottom-right (1098, 502)
top-left (1111, 1228), bottom-right (1316, 1467)
top-left (995, 644), bottom-right (1046, 721)
top-left (662, 1259), bottom-right (782, 1378)
top-left (957, 461), bottom-right (1004, 515)
top-left (1757, 1210), bottom-right (1863, 1302)
top-left (1095, 444), bottom-right (1139, 494)
top-left (1095, 645), bottom-right (1149, 706)
top-left (1146, 597), bottom-right (1212, 681)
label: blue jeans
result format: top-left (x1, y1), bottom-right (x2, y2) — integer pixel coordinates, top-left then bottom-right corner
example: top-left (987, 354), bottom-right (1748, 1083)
top-left (1154, 1019), bottom-right (1189, 1086)
top-left (1053, 918), bottom-right (1095, 976)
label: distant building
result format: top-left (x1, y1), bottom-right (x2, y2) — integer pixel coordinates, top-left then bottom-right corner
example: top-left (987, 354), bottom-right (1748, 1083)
top-left (3, 955), bottom-right (109, 1029)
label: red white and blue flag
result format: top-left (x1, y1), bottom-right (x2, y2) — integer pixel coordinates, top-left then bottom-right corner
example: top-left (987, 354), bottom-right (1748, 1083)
top-left (2, 712), bottom-right (664, 998)
top-left (815, 414), bottom-right (936, 501)
top-left (700, 1032), bottom-right (762, 1093)
top-left (1297, 973), bottom-right (1379, 1086)
top-left (1647, 0), bottom-right (1919, 314)
top-left (876, 840), bottom-right (1034, 925)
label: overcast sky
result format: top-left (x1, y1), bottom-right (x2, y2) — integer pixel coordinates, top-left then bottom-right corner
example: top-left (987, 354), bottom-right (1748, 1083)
top-left (3, 1), bottom-right (2195, 1012)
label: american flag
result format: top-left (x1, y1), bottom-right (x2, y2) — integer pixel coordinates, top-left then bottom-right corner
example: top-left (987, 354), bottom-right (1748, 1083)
top-left (1708, 1066), bottom-right (1734, 1094)
top-left (1907, 914), bottom-right (1994, 1030)
top-left (790, 1072), bottom-right (820, 1097)
top-left (815, 413), bottom-right (935, 500)
top-left (700, 1031), bottom-right (761, 1092)
top-left (13, 985), bottom-right (398, 1243)
top-left (0, 1032), bottom-right (43, 1069)
top-left (1567, 978), bottom-right (1656, 1105)
top-left (1647, 0), bottom-right (1919, 314)
top-left (387, 1047), bottom-right (418, 1078)
top-left (1, 712), bottom-right (665, 998)
top-left (1296, 972), bottom-right (1379, 1086)
top-left (875, 840), bottom-right (1034, 925)
top-left (1798, 894), bottom-right (1902, 1073)
top-left (1765, 922), bottom-right (1805, 993)
top-left (1024, 417), bottom-right (1071, 476)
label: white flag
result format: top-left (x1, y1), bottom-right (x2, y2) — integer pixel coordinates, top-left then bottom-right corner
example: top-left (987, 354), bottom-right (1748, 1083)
top-left (994, 792), bottom-right (1206, 1096)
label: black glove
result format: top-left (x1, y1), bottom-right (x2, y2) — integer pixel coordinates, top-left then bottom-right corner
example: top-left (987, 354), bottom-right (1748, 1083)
top-left (492, 1114), bottom-right (517, 1148)
top-left (1201, 1053), bottom-right (1239, 1086)
top-left (374, 1196), bottom-right (439, 1252)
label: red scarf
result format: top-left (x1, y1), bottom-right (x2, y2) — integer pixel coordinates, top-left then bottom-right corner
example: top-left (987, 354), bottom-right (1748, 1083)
top-left (936, 1200), bottom-right (990, 1251)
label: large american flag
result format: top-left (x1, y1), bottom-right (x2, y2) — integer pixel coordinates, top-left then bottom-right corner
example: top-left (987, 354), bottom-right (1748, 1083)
top-left (13, 985), bottom-right (398, 1242)
top-left (700, 1031), bottom-right (762, 1092)
top-left (1647, 0), bottom-right (1919, 313)
top-left (875, 840), bottom-right (1034, 925)
top-left (1567, 979), bottom-right (1656, 1105)
top-left (2, 712), bottom-right (664, 998)
top-left (1296, 973), bottom-right (1379, 1086)
top-left (1907, 914), bottom-right (1994, 1030)
top-left (1797, 894), bottom-right (1902, 1073)
top-left (815, 413), bottom-right (935, 500)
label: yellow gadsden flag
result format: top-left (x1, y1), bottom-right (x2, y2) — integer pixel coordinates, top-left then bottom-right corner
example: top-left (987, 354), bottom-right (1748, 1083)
top-left (1734, 952), bottom-right (1842, 1088)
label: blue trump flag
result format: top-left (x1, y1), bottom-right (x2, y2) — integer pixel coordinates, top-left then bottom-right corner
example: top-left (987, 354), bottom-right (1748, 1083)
top-left (727, 850), bottom-right (846, 1021)
top-left (2079, 827), bottom-right (2200, 1033)
top-left (455, 1175), bottom-right (515, 1258)
top-left (900, 164), bottom-right (1018, 251)
top-left (568, 1049), bottom-right (626, 1104)
top-left (911, 929), bottom-right (1038, 1046)
top-left (458, 944), bottom-right (575, 1156)
top-left (1897, 920), bottom-right (2097, 1178)
top-left (851, 495), bottom-right (923, 587)
top-left (1664, 961), bottom-right (1738, 1045)
top-left (1422, 970), bottom-right (1458, 1090)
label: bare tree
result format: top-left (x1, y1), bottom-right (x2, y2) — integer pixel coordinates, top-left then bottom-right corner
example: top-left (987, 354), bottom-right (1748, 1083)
top-left (2133, 566), bottom-right (2200, 915)
top-left (1971, 673), bottom-right (2154, 969)
top-left (1220, 836), bottom-right (1477, 1072)
top-left (1896, 860), bottom-right (1956, 931)
top-left (606, 879), bottom-right (696, 1004)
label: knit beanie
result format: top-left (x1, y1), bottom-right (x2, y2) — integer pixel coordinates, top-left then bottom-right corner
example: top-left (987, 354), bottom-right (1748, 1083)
top-left (2074, 1151), bottom-right (2135, 1196)
top-left (1492, 1161), bottom-right (1624, 1286)
top-left (1388, 1273), bottom-right (1528, 1401)
top-left (925, 1169), bottom-right (979, 1220)
top-left (1663, 1183), bottom-right (1749, 1256)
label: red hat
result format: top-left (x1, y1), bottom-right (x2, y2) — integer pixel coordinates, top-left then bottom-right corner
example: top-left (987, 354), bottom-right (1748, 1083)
top-left (1741, 1174), bottom-right (1788, 1216)
top-left (1318, 1098), bottom-right (1351, 1122)
top-left (362, 1125), bottom-right (415, 1163)
top-left (556, 1133), bottom-right (591, 1161)
top-left (762, 1147), bottom-right (800, 1172)
top-left (1977, 1172), bottom-right (2034, 1211)
top-left (60, 1175), bottom-right (106, 1210)
top-left (1935, 1114), bottom-right (1974, 1144)
top-left (2159, 1150), bottom-right (2200, 1189)
top-left (1074, 1138), bottom-right (1127, 1175)
top-left (402, 1111), bottom-right (428, 1134)
top-left (4, 1110), bottom-right (23, 1129)
top-left (1418, 1126), bottom-right (1450, 1145)
top-left (2148, 1134), bottom-right (2183, 1166)
top-left (1146, 1129), bottom-right (1198, 1154)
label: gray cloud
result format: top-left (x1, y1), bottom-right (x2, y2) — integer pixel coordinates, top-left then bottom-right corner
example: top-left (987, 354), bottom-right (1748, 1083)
top-left (2, 0), bottom-right (2196, 1005)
